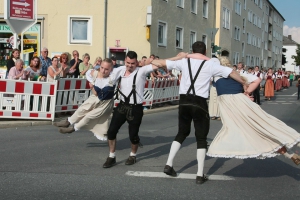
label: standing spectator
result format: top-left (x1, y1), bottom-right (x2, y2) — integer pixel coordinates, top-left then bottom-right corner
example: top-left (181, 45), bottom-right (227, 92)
top-left (47, 57), bottom-right (62, 82)
top-left (93, 56), bottom-right (102, 69)
top-left (289, 71), bottom-right (294, 86)
top-left (79, 53), bottom-right (93, 78)
top-left (141, 56), bottom-right (147, 66)
top-left (60, 53), bottom-right (73, 78)
top-left (25, 56), bottom-right (41, 81)
top-left (111, 56), bottom-right (119, 68)
top-left (6, 48), bottom-right (20, 77)
top-left (69, 50), bottom-right (82, 78)
top-left (252, 66), bottom-right (262, 105)
top-left (39, 47), bottom-right (52, 80)
top-left (232, 65), bottom-right (237, 71)
top-left (8, 59), bottom-right (29, 80)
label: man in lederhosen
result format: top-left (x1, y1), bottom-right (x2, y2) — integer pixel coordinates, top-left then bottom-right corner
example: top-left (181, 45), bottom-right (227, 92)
top-left (102, 51), bottom-right (177, 168)
top-left (253, 66), bottom-right (263, 105)
top-left (151, 41), bottom-right (247, 184)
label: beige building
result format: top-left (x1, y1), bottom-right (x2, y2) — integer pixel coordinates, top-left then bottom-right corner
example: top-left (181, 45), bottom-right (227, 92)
top-left (0, 0), bottom-right (215, 69)
top-left (215, 0), bottom-right (284, 69)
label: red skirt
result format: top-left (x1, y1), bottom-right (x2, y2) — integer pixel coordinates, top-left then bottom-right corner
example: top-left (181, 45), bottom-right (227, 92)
top-left (282, 77), bottom-right (290, 87)
top-left (265, 79), bottom-right (274, 97)
top-left (275, 79), bottom-right (282, 91)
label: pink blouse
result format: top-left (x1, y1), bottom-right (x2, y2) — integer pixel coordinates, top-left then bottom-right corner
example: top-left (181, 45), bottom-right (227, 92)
top-left (8, 66), bottom-right (26, 80)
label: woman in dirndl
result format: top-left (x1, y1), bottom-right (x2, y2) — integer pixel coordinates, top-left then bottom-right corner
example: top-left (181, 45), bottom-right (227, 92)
top-left (206, 57), bottom-right (300, 166)
top-left (209, 77), bottom-right (221, 120)
top-left (282, 71), bottom-right (290, 88)
top-left (264, 68), bottom-right (275, 101)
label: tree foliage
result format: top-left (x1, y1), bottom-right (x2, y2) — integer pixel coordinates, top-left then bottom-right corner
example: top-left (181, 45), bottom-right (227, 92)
top-left (291, 44), bottom-right (300, 66)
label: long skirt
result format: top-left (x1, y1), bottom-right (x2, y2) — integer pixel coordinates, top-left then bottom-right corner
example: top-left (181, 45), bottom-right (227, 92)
top-left (207, 93), bottom-right (300, 159)
top-left (264, 79), bottom-right (274, 97)
top-left (209, 86), bottom-right (220, 117)
top-left (69, 95), bottom-right (114, 141)
top-left (282, 77), bottom-right (290, 87)
top-left (275, 79), bottom-right (282, 91)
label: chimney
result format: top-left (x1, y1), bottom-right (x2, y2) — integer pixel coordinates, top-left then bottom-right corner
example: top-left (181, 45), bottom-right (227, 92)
top-left (288, 35), bottom-right (292, 40)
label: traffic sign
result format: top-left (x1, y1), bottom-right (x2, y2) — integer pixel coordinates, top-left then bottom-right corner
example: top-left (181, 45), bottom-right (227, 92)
top-left (9, 0), bottom-right (34, 20)
top-left (4, 0), bottom-right (37, 35)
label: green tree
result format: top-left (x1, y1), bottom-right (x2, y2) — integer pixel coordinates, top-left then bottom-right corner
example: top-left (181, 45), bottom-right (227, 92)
top-left (291, 44), bottom-right (300, 66)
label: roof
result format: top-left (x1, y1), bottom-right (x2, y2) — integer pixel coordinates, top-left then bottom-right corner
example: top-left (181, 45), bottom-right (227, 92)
top-left (283, 36), bottom-right (299, 45)
top-left (267, 0), bottom-right (285, 21)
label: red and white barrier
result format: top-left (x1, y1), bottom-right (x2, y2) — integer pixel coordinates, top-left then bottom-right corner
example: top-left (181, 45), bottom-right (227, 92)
top-left (0, 79), bottom-right (57, 121)
top-left (0, 77), bottom-right (180, 121)
top-left (55, 78), bottom-right (91, 112)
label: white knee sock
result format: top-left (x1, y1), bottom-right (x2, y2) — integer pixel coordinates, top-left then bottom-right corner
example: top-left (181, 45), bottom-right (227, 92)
top-left (197, 149), bottom-right (207, 177)
top-left (74, 124), bottom-right (79, 131)
top-left (166, 141), bottom-right (181, 167)
top-left (130, 152), bottom-right (136, 157)
top-left (68, 117), bottom-right (73, 125)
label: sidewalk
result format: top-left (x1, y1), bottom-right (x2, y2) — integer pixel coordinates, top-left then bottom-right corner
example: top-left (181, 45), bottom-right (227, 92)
top-left (0, 103), bottom-right (179, 129)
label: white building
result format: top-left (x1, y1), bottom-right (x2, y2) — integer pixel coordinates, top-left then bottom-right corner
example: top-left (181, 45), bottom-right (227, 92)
top-left (282, 35), bottom-right (299, 72)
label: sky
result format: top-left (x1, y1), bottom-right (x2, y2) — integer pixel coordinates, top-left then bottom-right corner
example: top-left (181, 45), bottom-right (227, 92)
top-left (270, 0), bottom-right (300, 43)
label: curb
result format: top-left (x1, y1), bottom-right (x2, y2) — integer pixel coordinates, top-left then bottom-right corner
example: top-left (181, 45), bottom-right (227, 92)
top-left (0, 105), bottom-right (179, 129)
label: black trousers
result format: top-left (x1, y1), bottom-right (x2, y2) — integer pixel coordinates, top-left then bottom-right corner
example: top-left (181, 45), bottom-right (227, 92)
top-left (253, 85), bottom-right (261, 104)
top-left (175, 94), bottom-right (210, 149)
top-left (107, 101), bottom-right (143, 144)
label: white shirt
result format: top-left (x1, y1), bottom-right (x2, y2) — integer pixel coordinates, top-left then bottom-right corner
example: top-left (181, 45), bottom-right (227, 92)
top-left (253, 71), bottom-right (263, 79)
top-left (86, 69), bottom-right (115, 88)
top-left (241, 73), bottom-right (259, 84)
top-left (166, 58), bottom-right (232, 98)
top-left (111, 65), bottom-right (153, 104)
top-left (237, 69), bottom-right (246, 75)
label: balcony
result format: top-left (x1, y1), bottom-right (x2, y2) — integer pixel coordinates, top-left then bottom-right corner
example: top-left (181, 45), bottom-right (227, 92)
top-left (269, 17), bottom-right (273, 25)
top-left (268, 50), bottom-right (272, 57)
top-left (268, 34), bottom-right (272, 41)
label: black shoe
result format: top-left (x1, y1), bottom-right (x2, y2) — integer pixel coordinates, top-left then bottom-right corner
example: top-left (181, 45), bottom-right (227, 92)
top-left (163, 165), bottom-right (177, 177)
top-left (103, 157), bottom-right (116, 168)
top-left (196, 175), bottom-right (208, 184)
top-left (125, 156), bottom-right (136, 165)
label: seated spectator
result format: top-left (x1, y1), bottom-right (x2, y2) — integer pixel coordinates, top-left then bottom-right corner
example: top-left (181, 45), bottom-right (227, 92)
top-left (8, 59), bottom-right (29, 80)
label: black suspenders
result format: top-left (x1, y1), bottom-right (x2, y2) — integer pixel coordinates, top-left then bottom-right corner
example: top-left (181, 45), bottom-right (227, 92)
top-left (186, 58), bottom-right (206, 95)
top-left (115, 70), bottom-right (139, 105)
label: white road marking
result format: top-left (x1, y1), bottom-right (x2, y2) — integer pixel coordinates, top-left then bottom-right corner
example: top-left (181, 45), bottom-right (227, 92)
top-left (282, 103), bottom-right (292, 104)
top-left (292, 92), bottom-right (297, 96)
top-left (289, 101), bottom-right (297, 102)
top-left (267, 103), bottom-right (278, 104)
top-left (275, 101), bottom-right (286, 102)
top-left (125, 171), bottom-right (235, 180)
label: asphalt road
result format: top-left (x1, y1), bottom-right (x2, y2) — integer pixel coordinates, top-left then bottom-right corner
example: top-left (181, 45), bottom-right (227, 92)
top-left (1, 85), bottom-right (300, 200)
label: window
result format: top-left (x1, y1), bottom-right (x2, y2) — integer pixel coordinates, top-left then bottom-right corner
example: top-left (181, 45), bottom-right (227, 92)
top-left (234, 26), bottom-right (240, 40)
top-left (264, 41), bottom-right (268, 50)
top-left (235, 1), bottom-right (241, 15)
top-left (265, 24), bottom-right (268, 33)
top-left (247, 33), bottom-right (252, 44)
top-left (176, 27), bottom-right (183, 48)
top-left (222, 7), bottom-right (230, 29)
top-left (259, 0), bottom-right (262, 9)
top-left (266, 5), bottom-right (269, 16)
top-left (242, 18), bottom-right (246, 32)
top-left (190, 31), bottom-right (196, 49)
top-left (177, 0), bottom-right (184, 8)
top-left (258, 38), bottom-right (261, 48)
top-left (248, 10), bottom-right (253, 22)
top-left (202, 35), bottom-right (207, 46)
top-left (158, 21), bottom-right (167, 46)
top-left (242, 42), bottom-right (245, 57)
top-left (258, 18), bottom-right (261, 28)
top-left (203, 0), bottom-right (208, 18)
top-left (69, 16), bottom-right (92, 44)
top-left (253, 14), bottom-right (257, 26)
top-left (244, 0), bottom-right (246, 10)
top-left (233, 52), bottom-right (240, 65)
top-left (191, 0), bottom-right (197, 14)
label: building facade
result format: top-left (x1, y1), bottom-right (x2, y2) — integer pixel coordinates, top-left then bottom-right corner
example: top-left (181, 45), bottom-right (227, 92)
top-left (215, 0), bottom-right (284, 69)
top-left (0, 0), bottom-right (215, 69)
top-left (282, 35), bottom-right (299, 72)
